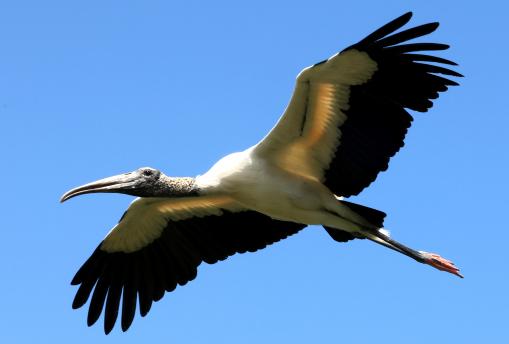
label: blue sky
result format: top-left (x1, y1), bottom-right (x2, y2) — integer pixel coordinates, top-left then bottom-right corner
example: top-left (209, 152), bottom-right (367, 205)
top-left (1, 1), bottom-right (508, 343)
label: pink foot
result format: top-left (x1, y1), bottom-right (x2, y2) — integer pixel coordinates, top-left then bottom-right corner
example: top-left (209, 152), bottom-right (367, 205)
top-left (420, 251), bottom-right (463, 278)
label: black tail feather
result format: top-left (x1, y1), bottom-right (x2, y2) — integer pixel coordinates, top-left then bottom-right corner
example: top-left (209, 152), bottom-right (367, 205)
top-left (340, 200), bottom-right (386, 228)
top-left (324, 201), bottom-right (386, 243)
top-left (323, 226), bottom-right (357, 243)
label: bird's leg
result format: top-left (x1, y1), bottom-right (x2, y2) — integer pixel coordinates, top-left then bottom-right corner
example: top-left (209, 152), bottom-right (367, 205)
top-left (365, 229), bottom-right (463, 278)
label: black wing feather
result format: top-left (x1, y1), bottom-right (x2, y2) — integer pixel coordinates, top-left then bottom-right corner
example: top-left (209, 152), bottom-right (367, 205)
top-left (324, 13), bottom-right (461, 197)
top-left (138, 251), bottom-right (154, 317)
top-left (87, 267), bottom-right (110, 326)
top-left (120, 255), bottom-right (137, 332)
top-left (375, 22), bottom-right (439, 47)
top-left (104, 261), bottom-right (123, 334)
top-left (356, 12), bottom-right (413, 46)
top-left (71, 210), bottom-right (305, 334)
top-left (404, 53), bottom-right (457, 66)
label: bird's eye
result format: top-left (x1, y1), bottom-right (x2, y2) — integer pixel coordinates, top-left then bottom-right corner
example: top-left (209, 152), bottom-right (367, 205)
top-left (143, 170), bottom-right (153, 176)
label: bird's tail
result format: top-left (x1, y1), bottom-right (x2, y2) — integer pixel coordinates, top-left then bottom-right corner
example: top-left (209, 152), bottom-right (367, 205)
top-left (323, 200), bottom-right (386, 243)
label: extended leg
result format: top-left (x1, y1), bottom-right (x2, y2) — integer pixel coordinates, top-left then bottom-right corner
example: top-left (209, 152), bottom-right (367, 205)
top-left (364, 229), bottom-right (463, 278)
top-left (321, 199), bottom-right (462, 278)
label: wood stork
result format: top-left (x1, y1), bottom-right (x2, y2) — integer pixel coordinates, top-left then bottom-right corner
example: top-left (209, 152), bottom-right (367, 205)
top-left (61, 12), bottom-right (463, 334)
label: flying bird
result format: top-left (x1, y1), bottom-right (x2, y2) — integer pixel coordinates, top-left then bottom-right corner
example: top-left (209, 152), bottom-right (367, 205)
top-left (61, 12), bottom-right (463, 334)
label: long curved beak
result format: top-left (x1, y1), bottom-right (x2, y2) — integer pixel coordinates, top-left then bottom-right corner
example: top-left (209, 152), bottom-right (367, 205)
top-left (60, 172), bottom-right (138, 203)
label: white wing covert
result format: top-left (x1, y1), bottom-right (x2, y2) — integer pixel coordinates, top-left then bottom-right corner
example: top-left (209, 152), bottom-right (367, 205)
top-left (70, 196), bottom-right (305, 333)
top-left (255, 12), bottom-right (462, 197)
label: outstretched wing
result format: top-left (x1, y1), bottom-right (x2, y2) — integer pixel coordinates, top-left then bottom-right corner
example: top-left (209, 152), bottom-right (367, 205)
top-left (71, 196), bottom-right (305, 334)
top-left (254, 12), bottom-right (462, 197)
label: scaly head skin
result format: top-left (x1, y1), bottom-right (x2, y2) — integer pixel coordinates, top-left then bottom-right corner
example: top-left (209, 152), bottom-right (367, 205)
top-left (61, 167), bottom-right (198, 202)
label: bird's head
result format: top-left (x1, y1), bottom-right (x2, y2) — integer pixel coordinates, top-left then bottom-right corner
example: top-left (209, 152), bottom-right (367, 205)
top-left (60, 167), bottom-right (164, 203)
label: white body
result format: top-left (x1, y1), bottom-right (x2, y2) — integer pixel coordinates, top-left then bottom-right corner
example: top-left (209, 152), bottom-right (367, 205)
top-left (103, 48), bottom-right (389, 253)
top-left (196, 147), bottom-right (371, 232)
top-left (195, 49), bottom-right (379, 234)
top-left (66, 14), bottom-right (463, 335)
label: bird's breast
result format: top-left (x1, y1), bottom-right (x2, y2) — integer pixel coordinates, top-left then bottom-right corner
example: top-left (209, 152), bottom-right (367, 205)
top-left (197, 149), bottom-right (332, 223)
top-left (229, 163), bottom-right (328, 221)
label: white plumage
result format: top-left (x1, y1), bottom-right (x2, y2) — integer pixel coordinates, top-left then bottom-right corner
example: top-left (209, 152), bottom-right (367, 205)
top-left (61, 12), bottom-right (462, 334)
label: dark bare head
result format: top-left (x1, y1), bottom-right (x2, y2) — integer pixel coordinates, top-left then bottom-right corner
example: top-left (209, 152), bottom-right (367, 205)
top-left (60, 167), bottom-right (197, 203)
